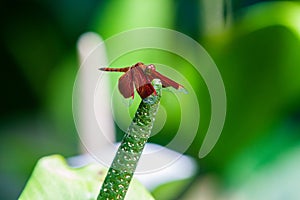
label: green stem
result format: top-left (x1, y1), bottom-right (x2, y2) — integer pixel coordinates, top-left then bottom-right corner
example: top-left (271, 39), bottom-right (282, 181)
top-left (97, 80), bottom-right (162, 200)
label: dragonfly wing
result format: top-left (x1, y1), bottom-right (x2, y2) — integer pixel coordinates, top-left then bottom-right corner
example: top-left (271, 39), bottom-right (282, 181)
top-left (149, 70), bottom-right (182, 89)
top-left (132, 66), bottom-right (155, 99)
top-left (149, 69), bottom-right (188, 93)
top-left (118, 70), bottom-right (134, 98)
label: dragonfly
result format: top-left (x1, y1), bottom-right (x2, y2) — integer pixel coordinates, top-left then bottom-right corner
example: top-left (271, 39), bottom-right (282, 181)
top-left (99, 62), bottom-right (186, 99)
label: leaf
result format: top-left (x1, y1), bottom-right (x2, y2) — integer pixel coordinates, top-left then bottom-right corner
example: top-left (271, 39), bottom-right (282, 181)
top-left (19, 155), bottom-right (154, 200)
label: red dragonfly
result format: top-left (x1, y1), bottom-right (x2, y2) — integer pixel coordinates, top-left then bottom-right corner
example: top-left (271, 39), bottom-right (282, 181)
top-left (99, 62), bottom-right (186, 99)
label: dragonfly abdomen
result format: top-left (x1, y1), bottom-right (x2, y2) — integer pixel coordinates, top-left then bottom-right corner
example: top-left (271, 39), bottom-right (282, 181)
top-left (99, 67), bottom-right (130, 72)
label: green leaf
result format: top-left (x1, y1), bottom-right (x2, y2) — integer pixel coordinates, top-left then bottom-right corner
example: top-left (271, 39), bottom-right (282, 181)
top-left (152, 178), bottom-right (192, 200)
top-left (19, 155), bottom-right (154, 200)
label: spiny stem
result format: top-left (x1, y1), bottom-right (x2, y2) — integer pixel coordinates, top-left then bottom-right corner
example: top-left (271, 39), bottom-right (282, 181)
top-left (97, 80), bottom-right (162, 200)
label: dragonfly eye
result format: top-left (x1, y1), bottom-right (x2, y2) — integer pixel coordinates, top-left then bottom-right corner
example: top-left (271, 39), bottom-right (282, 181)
top-left (144, 65), bottom-right (152, 75)
top-left (145, 64), bottom-right (156, 74)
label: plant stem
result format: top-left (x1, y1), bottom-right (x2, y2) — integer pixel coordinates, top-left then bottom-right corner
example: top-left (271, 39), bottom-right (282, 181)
top-left (97, 80), bottom-right (162, 200)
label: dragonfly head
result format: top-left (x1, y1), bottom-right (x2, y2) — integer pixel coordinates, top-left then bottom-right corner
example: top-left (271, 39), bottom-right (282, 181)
top-left (145, 64), bottom-right (156, 75)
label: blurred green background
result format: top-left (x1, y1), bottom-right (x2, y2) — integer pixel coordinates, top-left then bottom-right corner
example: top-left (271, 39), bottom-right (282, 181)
top-left (1, 0), bottom-right (300, 199)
